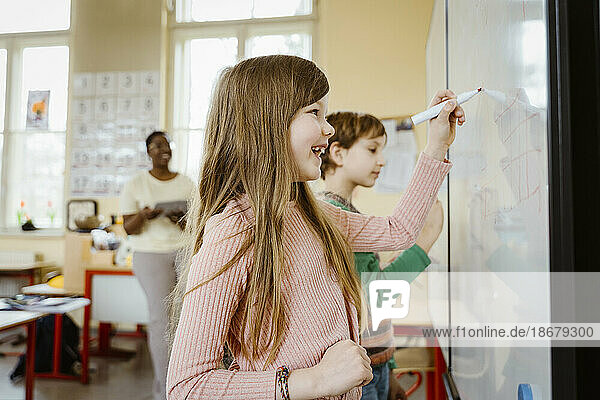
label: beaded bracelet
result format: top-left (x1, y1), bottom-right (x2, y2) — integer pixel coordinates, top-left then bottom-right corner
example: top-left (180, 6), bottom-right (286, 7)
top-left (276, 365), bottom-right (290, 400)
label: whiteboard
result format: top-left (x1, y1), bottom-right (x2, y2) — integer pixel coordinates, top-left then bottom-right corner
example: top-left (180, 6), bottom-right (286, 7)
top-left (428, 0), bottom-right (553, 398)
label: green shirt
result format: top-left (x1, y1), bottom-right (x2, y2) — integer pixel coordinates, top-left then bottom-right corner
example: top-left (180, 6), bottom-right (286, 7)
top-left (324, 197), bottom-right (432, 369)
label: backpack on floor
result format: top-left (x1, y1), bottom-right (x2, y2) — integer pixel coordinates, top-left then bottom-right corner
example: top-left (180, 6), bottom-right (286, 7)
top-left (9, 314), bottom-right (81, 382)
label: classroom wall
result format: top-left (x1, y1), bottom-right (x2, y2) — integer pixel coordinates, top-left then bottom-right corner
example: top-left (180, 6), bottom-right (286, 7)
top-left (318, 0), bottom-right (434, 148)
top-left (317, 0), bottom-right (436, 255)
top-left (69, 0), bottom-right (165, 218)
top-left (71, 0), bottom-right (162, 72)
top-left (1, 0), bottom-right (435, 267)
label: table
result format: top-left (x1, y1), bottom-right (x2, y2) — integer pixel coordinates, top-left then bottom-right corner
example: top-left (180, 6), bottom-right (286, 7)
top-left (82, 269), bottom-right (149, 383)
top-left (3, 297), bottom-right (90, 386)
top-left (392, 325), bottom-right (447, 399)
top-left (22, 283), bottom-right (81, 297)
top-left (0, 262), bottom-right (54, 297)
top-left (0, 311), bottom-right (44, 400)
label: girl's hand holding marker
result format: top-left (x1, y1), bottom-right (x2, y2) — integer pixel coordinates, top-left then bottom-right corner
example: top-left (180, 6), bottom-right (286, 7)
top-left (423, 89), bottom-right (468, 161)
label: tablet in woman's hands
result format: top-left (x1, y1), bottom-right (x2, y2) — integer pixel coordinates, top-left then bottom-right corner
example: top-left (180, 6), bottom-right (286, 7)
top-left (154, 200), bottom-right (187, 215)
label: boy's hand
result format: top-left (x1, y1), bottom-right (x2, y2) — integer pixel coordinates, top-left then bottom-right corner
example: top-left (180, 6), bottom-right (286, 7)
top-left (425, 89), bottom-right (466, 161)
top-left (415, 200), bottom-right (444, 253)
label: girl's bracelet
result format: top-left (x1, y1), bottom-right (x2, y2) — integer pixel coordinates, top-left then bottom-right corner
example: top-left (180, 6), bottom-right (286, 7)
top-left (276, 365), bottom-right (290, 400)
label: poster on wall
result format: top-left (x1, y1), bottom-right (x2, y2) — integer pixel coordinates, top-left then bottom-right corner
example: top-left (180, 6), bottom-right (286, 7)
top-left (373, 118), bottom-right (418, 193)
top-left (26, 90), bottom-right (50, 129)
top-left (70, 71), bottom-right (159, 198)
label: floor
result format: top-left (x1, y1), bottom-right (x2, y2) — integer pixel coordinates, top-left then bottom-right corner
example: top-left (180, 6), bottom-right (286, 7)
top-left (0, 327), bottom-right (427, 400)
top-left (1, 328), bottom-right (154, 400)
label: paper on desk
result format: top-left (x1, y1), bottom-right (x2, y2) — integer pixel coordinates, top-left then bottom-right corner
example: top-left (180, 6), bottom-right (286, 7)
top-left (0, 297), bottom-right (90, 314)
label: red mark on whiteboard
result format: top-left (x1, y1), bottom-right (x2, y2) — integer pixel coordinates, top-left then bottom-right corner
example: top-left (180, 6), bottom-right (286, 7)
top-left (502, 113), bottom-right (539, 144)
top-left (495, 96), bottom-right (519, 123)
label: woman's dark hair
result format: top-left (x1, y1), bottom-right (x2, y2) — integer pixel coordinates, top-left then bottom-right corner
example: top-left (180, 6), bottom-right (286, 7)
top-left (145, 131), bottom-right (169, 149)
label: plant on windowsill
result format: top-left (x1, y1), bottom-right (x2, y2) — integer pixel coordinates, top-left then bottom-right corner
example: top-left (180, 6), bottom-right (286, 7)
top-left (21, 219), bottom-right (38, 231)
top-left (16, 201), bottom-right (26, 225)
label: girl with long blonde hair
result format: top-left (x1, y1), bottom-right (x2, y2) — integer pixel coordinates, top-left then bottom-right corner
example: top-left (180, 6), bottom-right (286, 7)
top-left (167, 55), bottom-right (464, 400)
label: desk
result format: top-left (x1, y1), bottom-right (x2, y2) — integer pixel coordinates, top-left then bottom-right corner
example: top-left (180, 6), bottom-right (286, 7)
top-left (2, 298), bottom-right (90, 384)
top-left (0, 311), bottom-right (44, 400)
top-left (0, 262), bottom-right (55, 296)
top-left (0, 264), bottom-right (40, 284)
top-left (392, 325), bottom-right (447, 400)
top-left (22, 283), bottom-right (81, 297)
top-left (82, 269), bottom-right (149, 383)
top-left (390, 289), bottom-right (480, 399)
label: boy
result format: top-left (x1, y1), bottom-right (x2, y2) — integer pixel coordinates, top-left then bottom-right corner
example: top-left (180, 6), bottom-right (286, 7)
top-left (319, 112), bottom-right (444, 400)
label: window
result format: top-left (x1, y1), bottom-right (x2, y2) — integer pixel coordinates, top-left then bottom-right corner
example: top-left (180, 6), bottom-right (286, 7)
top-left (4, 132), bottom-right (66, 228)
top-left (21, 46), bottom-right (69, 131)
top-left (521, 20), bottom-right (547, 109)
top-left (0, 0), bottom-right (71, 35)
top-left (188, 38), bottom-right (239, 130)
top-left (170, 0), bottom-right (315, 179)
top-left (0, 48), bottom-right (7, 185)
top-left (246, 33), bottom-right (311, 58)
top-left (0, 6), bottom-right (70, 229)
top-left (179, 0), bottom-right (312, 22)
top-left (0, 49), bottom-right (6, 132)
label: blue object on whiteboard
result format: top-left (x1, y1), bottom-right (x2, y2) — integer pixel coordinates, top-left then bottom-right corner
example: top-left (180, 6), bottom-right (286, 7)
top-left (518, 384), bottom-right (533, 400)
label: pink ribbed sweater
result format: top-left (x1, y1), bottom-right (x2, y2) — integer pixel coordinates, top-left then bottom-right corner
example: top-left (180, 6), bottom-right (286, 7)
top-left (167, 152), bottom-right (451, 400)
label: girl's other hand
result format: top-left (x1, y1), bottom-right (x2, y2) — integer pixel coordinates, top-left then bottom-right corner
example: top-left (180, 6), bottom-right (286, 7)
top-left (311, 339), bottom-right (373, 397)
top-left (424, 89), bottom-right (466, 161)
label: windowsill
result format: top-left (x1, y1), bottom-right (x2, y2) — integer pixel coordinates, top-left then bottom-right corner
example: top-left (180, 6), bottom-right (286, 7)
top-left (0, 227), bottom-right (65, 239)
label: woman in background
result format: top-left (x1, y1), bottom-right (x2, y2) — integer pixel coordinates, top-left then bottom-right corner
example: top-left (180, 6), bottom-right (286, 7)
top-left (120, 131), bottom-right (194, 400)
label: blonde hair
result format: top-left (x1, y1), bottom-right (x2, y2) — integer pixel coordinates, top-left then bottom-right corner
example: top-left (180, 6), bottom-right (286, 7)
top-left (168, 55), bottom-right (361, 368)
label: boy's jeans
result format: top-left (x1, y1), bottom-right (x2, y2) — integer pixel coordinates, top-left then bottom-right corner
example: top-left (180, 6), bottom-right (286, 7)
top-left (361, 363), bottom-right (389, 400)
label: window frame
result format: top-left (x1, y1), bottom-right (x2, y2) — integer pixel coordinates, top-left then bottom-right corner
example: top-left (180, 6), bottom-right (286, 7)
top-left (0, 30), bottom-right (71, 230)
top-left (167, 0), bottom-right (318, 176)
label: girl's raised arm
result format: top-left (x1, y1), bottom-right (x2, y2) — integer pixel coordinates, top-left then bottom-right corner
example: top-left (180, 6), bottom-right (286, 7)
top-left (319, 89), bottom-right (462, 253)
top-left (319, 152), bottom-right (451, 253)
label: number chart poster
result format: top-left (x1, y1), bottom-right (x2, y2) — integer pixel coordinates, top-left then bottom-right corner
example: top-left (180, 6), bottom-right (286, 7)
top-left (70, 71), bottom-right (159, 197)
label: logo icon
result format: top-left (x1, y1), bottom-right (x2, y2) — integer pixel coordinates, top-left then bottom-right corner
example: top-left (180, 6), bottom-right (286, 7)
top-left (369, 280), bottom-right (411, 330)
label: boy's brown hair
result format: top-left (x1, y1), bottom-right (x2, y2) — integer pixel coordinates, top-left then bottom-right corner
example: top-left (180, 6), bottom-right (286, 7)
top-left (321, 112), bottom-right (387, 179)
